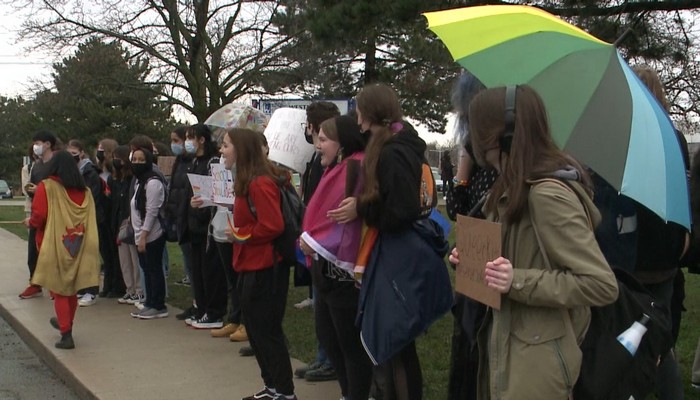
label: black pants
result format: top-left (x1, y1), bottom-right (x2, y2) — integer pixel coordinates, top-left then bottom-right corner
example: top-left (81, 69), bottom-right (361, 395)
top-left (27, 227), bottom-right (38, 279)
top-left (137, 234), bottom-right (167, 310)
top-left (239, 265), bottom-right (294, 395)
top-left (215, 241), bottom-right (241, 324)
top-left (99, 223), bottom-right (125, 296)
top-left (190, 236), bottom-right (227, 321)
top-left (373, 341), bottom-right (423, 400)
top-left (314, 261), bottom-right (373, 400)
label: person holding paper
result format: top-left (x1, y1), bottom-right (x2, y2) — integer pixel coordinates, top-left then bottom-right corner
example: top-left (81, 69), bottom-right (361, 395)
top-left (186, 123), bottom-right (227, 330)
top-left (221, 128), bottom-right (297, 400)
top-left (448, 85), bottom-right (618, 400)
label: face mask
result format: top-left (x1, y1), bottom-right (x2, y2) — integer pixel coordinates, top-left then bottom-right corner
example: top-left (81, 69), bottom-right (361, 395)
top-left (96, 150), bottom-right (105, 162)
top-left (132, 163), bottom-right (148, 177)
top-left (184, 140), bottom-right (197, 154)
top-left (71, 154), bottom-right (81, 163)
top-left (112, 159), bottom-right (123, 170)
top-left (219, 156), bottom-right (226, 165)
top-left (33, 144), bottom-right (44, 157)
top-left (171, 143), bottom-right (184, 155)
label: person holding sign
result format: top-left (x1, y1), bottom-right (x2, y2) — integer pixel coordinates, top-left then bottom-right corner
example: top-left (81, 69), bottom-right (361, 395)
top-left (448, 85), bottom-right (618, 400)
top-left (186, 124), bottom-right (227, 330)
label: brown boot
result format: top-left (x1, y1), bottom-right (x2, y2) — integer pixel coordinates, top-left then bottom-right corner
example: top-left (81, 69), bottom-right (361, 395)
top-left (55, 331), bottom-right (75, 349)
top-left (229, 325), bottom-right (248, 342)
top-left (211, 323), bottom-right (238, 338)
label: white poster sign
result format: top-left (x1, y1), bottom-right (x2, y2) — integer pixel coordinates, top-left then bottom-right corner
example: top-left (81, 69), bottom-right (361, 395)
top-left (264, 108), bottom-right (316, 173)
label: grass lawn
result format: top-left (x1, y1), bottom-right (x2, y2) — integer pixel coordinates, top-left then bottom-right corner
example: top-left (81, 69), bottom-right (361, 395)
top-left (2, 203), bottom-right (699, 399)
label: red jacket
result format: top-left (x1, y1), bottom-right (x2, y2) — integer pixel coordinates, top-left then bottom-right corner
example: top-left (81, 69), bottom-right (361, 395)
top-left (29, 177), bottom-right (87, 250)
top-left (232, 176), bottom-right (284, 272)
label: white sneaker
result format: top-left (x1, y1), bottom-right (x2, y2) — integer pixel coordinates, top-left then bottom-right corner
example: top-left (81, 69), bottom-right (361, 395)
top-left (78, 293), bottom-right (97, 307)
top-left (127, 294), bottom-right (145, 305)
top-left (134, 301), bottom-right (146, 310)
top-left (117, 293), bottom-right (132, 304)
top-left (191, 314), bottom-right (223, 329)
top-left (294, 298), bottom-right (314, 309)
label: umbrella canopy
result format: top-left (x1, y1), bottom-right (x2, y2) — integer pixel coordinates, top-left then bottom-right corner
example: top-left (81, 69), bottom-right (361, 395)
top-left (424, 5), bottom-right (690, 229)
top-left (204, 103), bottom-right (269, 132)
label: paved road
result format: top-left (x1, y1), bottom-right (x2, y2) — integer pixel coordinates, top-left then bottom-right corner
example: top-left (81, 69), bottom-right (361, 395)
top-left (0, 314), bottom-right (79, 400)
top-left (0, 199), bottom-right (24, 207)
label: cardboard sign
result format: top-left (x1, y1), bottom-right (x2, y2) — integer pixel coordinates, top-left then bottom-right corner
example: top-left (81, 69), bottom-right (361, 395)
top-left (157, 156), bottom-right (176, 177)
top-left (264, 108), bottom-right (316, 173)
top-left (186, 174), bottom-right (215, 207)
top-left (455, 214), bottom-right (502, 310)
top-left (211, 164), bottom-right (234, 205)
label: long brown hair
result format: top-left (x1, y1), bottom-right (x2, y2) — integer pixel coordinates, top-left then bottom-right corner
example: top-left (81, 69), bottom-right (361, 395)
top-left (356, 83), bottom-right (403, 204)
top-left (469, 85), bottom-right (590, 223)
top-left (227, 128), bottom-right (282, 196)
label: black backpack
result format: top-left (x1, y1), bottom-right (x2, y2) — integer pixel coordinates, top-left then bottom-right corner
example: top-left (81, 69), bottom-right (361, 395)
top-left (531, 178), bottom-right (674, 400)
top-left (248, 175), bottom-right (305, 266)
top-left (573, 269), bottom-right (673, 400)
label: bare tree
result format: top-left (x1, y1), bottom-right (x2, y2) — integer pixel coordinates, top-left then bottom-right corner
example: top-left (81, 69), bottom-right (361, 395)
top-left (9, 0), bottom-right (293, 122)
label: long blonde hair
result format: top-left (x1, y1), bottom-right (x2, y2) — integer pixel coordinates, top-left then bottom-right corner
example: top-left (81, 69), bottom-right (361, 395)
top-left (633, 65), bottom-right (669, 111)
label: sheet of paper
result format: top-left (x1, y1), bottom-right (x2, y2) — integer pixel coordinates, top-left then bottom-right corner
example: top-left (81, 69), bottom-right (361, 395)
top-left (186, 173), bottom-right (215, 207)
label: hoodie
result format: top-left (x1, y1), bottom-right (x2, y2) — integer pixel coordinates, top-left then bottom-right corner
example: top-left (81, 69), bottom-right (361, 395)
top-left (358, 122), bottom-right (428, 233)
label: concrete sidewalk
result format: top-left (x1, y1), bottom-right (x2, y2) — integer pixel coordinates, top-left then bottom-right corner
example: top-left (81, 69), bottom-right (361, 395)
top-left (0, 228), bottom-right (339, 400)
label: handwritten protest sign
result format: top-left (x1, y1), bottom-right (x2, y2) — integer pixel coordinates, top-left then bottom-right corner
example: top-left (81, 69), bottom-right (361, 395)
top-left (455, 215), bottom-right (502, 310)
top-left (211, 164), bottom-right (234, 205)
top-left (264, 108), bottom-right (315, 173)
top-left (186, 174), bottom-right (215, 207)
top-left (157, 156), bottom-right (176, 177)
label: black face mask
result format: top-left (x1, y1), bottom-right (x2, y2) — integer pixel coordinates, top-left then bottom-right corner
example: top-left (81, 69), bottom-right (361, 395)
top-left (72, 154), bottom-right (81, 163)
top-left (132, 163), bottom-right (148, 177)
top-left (112, 159), bottom-right (123, 170)
top-left (96, 150), bottom-right (105, 163)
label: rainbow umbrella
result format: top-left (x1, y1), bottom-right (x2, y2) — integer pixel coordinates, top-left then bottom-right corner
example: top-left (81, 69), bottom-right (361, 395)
top-left (424, 5), bottom-right (690, 228)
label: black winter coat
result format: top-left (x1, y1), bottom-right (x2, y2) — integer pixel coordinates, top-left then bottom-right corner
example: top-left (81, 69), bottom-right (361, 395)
top-left (166, 155), bottom-right (193, 244)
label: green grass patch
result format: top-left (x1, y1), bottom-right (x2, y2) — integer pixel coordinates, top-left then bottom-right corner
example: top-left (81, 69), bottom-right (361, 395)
top-left (4, 204), bottom-right (700, 399)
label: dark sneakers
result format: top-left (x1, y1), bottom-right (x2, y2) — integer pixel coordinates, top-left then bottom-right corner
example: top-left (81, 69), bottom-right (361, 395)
top-left (241, 387), bottom-right (277, 400)
top-left (294, 361), bottom-right (321, 379)
top-left (304, 364), bottom-right (337, 382)
top-left (239, 345), bottom-right (255, 357)
top-left (176, 305), bottom-right (197, 320)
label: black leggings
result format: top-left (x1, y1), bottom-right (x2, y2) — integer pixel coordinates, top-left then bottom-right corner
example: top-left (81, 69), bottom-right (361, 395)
top-left (314, 264), bottom-right (373, 400)
top-left (373, 341), bottom-right (423, 400)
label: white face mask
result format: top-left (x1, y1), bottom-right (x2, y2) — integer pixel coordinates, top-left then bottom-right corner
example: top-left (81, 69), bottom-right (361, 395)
top-left (219, 155), bottom-right (226, 165)
top-left (33, 144), bottom-right (44, 157)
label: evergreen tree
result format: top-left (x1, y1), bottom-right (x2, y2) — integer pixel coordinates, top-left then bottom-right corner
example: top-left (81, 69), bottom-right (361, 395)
top-left (32, 39), bottom-right (176, 146)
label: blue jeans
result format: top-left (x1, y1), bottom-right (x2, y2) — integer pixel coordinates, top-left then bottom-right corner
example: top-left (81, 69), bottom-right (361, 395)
top-left (137, 235), bottom-right (167, 310)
